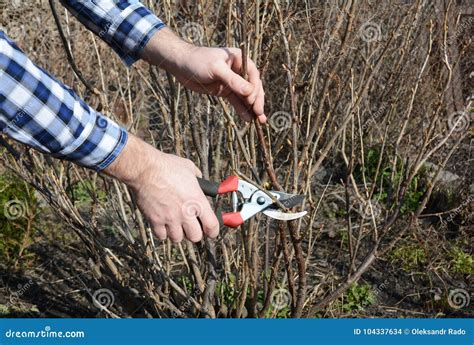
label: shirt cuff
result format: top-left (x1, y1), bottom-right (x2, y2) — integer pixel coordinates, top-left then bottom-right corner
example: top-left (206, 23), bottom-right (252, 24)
top-left (95, 124), bottom-right (128, 171)
top-left (62, 111), bottom-right (129, 172)
top-left (104, 4), bottom-right (166, 66)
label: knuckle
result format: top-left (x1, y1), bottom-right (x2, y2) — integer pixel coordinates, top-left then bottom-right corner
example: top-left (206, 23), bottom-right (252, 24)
top-left (149, 215), bottom-right (161, 226)
top-left (186, 160), bottom-right (198, 170)
top-left (232, 47), bottom-right (242, 55)
top-left (164, 211), bottom-right (178, 223)
top-left (180, 156), bottom-right (192, 165)
top-left (180, 158), bottom-right (199, 173)
top-left (209, 60), bottom-right (222, 74)
top-left (229, 74), bottom-right (240, 88)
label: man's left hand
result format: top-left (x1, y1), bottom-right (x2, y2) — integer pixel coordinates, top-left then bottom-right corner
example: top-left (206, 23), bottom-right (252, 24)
top-left (141, 27), bottom-right (266, 123)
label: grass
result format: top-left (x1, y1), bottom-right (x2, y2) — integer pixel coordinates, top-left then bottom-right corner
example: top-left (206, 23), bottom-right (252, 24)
top-left (216, 273), bottom-right (237, 310)
top-left (0, 303), bottom-right (40, 316)
top-left (337, 283), bottom-right (375, 312)
top-left (391, 243), bottom-right (427, 272)
top-left (354, 146), bottom-right (428, 215)
top-left (0, 170), bottom-right (38, 268)
top-left (67, 179), bottom-right (107, 206)
top-left (449, 247), bottom-right (473, 275)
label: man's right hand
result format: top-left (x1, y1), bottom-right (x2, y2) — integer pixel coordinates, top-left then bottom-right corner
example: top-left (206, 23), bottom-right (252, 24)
top-left (103, 134), bottom-right (219, 243)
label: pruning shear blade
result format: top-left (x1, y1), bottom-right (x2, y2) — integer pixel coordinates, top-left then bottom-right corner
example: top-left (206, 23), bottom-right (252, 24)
top-left (262, 209), bottom-right (307, 221)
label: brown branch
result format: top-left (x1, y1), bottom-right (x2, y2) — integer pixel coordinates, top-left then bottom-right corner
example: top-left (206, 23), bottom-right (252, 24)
top-left (48, 0), bottom-right (100, 96)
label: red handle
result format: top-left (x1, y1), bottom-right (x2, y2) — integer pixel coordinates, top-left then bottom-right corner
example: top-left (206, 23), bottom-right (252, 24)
top-left (221, 212), bottom-right (244, 228)
top-left (218, 176), bottom-right (239, 194)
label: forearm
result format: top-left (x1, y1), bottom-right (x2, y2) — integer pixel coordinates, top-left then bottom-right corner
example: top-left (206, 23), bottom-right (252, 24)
top-left (102, 133), bottom-right (157, 188)
top-left (0, 31), bottom-right (127, 171)
top-left (139, 27), bottom-right (193, 72)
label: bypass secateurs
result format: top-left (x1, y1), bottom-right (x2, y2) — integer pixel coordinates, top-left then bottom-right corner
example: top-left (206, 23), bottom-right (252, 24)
top-left (197, 176), bottom-right (307, 228)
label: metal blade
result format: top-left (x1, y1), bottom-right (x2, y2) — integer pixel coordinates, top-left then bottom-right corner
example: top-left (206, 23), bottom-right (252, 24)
top-left (269, 192), bottom-right (305, 209)
top-left (262, 209), bottom-right (307, 221)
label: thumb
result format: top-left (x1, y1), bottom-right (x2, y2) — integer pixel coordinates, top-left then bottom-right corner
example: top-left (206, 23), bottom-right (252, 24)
top-left (212, 61), bottom-right (254, 97)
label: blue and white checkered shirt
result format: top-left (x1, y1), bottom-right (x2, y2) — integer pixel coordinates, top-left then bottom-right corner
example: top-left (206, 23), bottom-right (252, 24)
top-left (0, 1), bottom-right (165, 170)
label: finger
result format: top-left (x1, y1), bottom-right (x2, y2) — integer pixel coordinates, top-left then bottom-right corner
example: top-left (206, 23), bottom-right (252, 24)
top-left (211, 61), bottom-right (254, 98)
top-left (166, 224), bottom-right (184, 243)
top-left (189, 161), bottom-right (202, 177)
top-left (226, 94), bottom-right (254, 122)
top-left (226, 50), bottom-right (260, 105)
top-left (178, 78), bottom-right (223, 96)
top-left (245, 58), bottom-right (261, 106)
top-left (182, 218), bottom-right (203, 243)
top-left (227, 95), bottom-right (252, 121)
top-left (198, 197), bottom-right (220, 239)
top-left (152, 225), bottom-right (167, 241)
top-left (252, 80), bottom-right (265, 118)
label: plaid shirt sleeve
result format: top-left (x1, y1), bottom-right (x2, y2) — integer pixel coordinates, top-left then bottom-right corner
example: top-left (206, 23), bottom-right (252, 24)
top-left (60, 0), bottom-right (166, 66)
top-left (0, 31), bottom-right (128, 171)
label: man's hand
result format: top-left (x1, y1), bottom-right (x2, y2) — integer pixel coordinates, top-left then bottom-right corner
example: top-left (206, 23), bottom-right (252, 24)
top-left (141, 28), bottom-right (266, 123)
top-left (104, 134), bottom-right (220, 243)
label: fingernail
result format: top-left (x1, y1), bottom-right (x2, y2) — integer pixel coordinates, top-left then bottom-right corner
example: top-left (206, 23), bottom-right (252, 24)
top-left (241, 84), bottom-right (252, 94)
